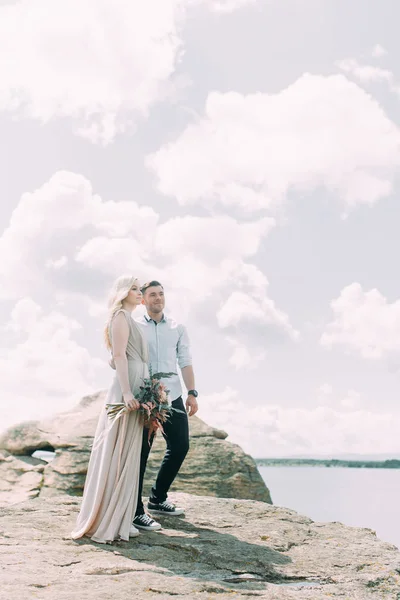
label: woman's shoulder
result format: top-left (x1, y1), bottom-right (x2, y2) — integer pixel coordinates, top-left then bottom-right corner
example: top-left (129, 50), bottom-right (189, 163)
top-left (111, 309), bottom-right (132, 325)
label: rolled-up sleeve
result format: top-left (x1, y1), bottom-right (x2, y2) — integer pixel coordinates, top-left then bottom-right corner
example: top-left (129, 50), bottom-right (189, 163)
top-left (177, 325), bottom-right (192, 369)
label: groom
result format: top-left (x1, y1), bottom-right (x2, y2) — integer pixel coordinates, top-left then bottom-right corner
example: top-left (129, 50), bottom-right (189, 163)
top-left (132, 280), bottom-right (198, 531)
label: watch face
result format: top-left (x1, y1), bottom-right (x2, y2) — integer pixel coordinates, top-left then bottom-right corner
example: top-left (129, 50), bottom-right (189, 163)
top-left (189, 390), bottom-right (198, 397)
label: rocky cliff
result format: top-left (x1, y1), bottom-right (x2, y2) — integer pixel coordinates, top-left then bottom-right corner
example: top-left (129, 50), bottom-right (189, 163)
top-left (1, 394), bottom-right (399, 599)
top-left (0, 390), bottom-right (271, 504)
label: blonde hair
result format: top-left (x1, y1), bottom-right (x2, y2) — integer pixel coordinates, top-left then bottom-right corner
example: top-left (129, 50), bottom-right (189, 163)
top-left (104, 275), bottom-right (139, 350)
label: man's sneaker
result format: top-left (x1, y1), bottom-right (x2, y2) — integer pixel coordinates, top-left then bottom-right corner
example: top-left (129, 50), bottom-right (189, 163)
top-left (132, 513), bottom-right (162, 531)
top-left (147, 500), bottom-right (185, 516)
top-left (129, 525), bottom-right (140, 538)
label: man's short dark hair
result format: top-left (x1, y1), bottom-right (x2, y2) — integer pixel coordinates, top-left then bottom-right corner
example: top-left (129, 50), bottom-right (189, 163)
top-left (141, 280), bottom-right (164, 295)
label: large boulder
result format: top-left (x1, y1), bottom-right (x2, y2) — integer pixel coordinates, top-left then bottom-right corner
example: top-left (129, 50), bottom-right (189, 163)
top-left (0, 391), bottom-right (272, 504)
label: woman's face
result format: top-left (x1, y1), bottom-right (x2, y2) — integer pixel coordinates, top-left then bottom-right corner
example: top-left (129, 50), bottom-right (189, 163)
top-left (127, 281), bottom-right (142, 305)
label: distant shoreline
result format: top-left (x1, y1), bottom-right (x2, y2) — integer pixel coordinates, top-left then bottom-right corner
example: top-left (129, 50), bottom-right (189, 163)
top-left (255, 458), bottom-right (400, 469)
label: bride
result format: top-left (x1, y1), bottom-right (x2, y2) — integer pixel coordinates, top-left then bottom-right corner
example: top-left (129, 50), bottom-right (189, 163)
top-left (71, 275), bottom-right (148, 543)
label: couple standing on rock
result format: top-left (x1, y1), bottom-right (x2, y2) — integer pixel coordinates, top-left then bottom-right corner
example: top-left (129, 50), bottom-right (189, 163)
top-left (71, 275), bottom-right (198, 544)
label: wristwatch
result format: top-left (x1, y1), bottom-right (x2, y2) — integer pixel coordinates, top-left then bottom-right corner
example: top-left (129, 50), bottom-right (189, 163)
top-left (188, 389), bottom-right (198, 398)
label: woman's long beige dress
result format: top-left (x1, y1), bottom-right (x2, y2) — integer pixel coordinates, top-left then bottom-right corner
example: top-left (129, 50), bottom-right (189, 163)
top-left (71, 309), bottom-right (148, 544)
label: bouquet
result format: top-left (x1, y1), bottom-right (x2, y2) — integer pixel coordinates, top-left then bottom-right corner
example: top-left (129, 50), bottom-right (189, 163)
top-left (106, 367), bottom-right (183, 441)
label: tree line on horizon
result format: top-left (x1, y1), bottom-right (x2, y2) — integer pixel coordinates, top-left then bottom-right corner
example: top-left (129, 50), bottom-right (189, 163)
top-left (255, 458), bottom-right (400, 469)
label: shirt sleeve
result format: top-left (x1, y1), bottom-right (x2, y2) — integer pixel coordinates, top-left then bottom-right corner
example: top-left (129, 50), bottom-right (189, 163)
top-left (177, 324), bottom-right (192, 369)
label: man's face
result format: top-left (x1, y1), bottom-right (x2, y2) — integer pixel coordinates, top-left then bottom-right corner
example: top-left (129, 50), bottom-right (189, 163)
top-left (142, 285), bottom-right (165, 314)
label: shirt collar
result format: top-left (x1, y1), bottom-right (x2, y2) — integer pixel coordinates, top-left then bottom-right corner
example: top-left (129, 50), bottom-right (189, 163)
top-left (144, 312), bottom-right (167, 323)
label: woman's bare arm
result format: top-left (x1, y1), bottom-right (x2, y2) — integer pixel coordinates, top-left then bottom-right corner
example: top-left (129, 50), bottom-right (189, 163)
top-left (111, 312), bottom-right (139, 410)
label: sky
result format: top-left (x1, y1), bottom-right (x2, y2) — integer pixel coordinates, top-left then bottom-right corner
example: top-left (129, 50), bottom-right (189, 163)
top-left (1, 0), bottom-right (400, 458)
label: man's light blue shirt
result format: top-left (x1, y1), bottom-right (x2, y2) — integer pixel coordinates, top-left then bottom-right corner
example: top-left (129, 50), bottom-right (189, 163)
top-left (135, 313), bottom-right (192, 401)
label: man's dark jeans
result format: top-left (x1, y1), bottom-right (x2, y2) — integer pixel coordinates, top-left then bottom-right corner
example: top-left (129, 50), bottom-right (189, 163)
top-left (135, 396), bottom-right (189, 516)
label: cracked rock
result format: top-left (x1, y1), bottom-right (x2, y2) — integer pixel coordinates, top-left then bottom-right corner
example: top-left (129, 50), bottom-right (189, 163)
top-left (1, 493), bottom-right (399, 599)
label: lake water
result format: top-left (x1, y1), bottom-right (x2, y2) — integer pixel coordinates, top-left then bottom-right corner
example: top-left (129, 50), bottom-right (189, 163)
top-left (259, 466), bottom-right (400, 549)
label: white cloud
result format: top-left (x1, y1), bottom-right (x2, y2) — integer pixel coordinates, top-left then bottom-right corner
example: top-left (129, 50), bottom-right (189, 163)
top-left (372, 44), bottom-right (387, 58)
top-left (0, 172), bottom-right (291, 340)
top-left (147, 74), bottom-right (400, 213)
top-left (0, 0), bottom-right (185, 143)
top-left (6, 297), bottom-right (42, 333)
top-left (226, 336), bottom-right (266, 370)
top-left (150, 215), bottom-right (283, 335)
top-left (75, 237), bottom-right (151, 276)
top-left (155, 215), bottom-right (275, 260)
top-left (317, 384), bottom-right (360, 410)
top-left (318, 383), bottom-right (333, 397)
top-left (199, 386), bottom-right (400, 457)
top-left (340, 390), bottom-right (361, 410)
top-left (217, 290), bottom-right (299, 340)
top-left (201, 0), bottom-right (256, 12)
top-left (0, 0), bottom-right (255, 143)
top-left (0, 170), bottom-right (159, 298)
top-left (336, 58), bottom-right (393, 84)
top-left (54, 292), bottom-right (108, 321)
top-left (321, 283), bottom-right (400, 359)
top-left (0, 297), bottom-right (105, 431)
top-left (336, 58), bottom-right (394, 84)
top-left (46, 256), bottom-right (68, 270)
top-left (336, 57), bottom-right (400, 106)
top-left (155, 253), bottom-right (299, 343)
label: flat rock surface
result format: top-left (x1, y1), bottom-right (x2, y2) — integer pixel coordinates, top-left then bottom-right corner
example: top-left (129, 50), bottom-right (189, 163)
top-left (1, 492), bottom-right (399, 599)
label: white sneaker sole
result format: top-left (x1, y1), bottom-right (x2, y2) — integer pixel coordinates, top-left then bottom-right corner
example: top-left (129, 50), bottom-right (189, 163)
top-left (129, 527), bottom-right (140, 538)
top-left (148, 508), bottom-right (185, 517)
top-left (134, 523), bottom-right (162, 531)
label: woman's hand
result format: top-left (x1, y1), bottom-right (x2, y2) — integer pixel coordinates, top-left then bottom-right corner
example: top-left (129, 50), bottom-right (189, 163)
top-left (123, 392), bottom-right (140, 411)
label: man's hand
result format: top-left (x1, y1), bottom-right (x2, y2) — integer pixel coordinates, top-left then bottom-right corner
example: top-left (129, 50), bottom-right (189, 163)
top-left (185, 395), bottom-right (198, 417)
